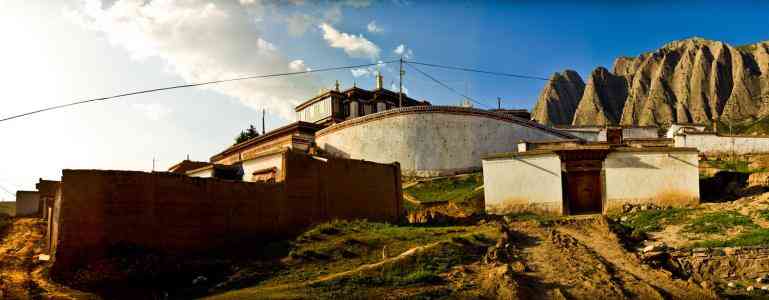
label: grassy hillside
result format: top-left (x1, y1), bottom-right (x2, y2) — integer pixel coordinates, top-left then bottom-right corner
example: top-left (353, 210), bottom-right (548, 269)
top-left (204, 220), bottom-right (498, 299)
top-left (404, 173), bottom-right (483, 204)
top-left (0, 202), bottom-right (14, 216)
top-left (717, 116), bottom-right (769, 135)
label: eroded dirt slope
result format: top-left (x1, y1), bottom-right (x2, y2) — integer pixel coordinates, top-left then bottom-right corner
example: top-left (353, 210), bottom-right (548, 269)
top-left (0, 218), bottom-right (95, 299)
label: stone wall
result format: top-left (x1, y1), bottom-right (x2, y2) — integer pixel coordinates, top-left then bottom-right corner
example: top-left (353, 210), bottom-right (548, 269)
top-left (316, 106), bottom-right (573, 177)
top-left (50, 151), bottom-right (402, 275)
top-left (604, 149), bottom-right (700, 211)
top-left (482, 153), bottom-right (563, 214)
top-left (672, 246), bottom-right (769, 282)
top-left (15, 191), bottom-right (40, 217)
top-left (674, 132), bottom-right (769, 155)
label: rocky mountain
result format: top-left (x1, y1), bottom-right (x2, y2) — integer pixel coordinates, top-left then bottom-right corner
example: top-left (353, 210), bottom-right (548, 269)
top-left (531, 70), bottom-right (584, 125)
top-left (532, 37), bottom-right (769, 127)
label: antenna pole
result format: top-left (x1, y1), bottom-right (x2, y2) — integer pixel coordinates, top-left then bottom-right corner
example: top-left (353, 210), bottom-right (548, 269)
top-left (399, 56), bottom-right (404, 107)
top-left (497, 97), bottom-right (501, 109)
top-left (262, 109), bottom-right (266, 134)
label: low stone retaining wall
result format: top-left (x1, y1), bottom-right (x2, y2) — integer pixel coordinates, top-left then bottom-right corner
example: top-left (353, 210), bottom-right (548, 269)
top-left (671, 246), bottom-right (769, 282)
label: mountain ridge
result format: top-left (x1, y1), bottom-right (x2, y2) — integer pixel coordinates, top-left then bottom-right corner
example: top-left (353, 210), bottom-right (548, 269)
top-left (532, 37), bottom-right (769, 128)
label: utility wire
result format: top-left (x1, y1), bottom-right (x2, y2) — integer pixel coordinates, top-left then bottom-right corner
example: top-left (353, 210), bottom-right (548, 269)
top-left (405, 62), bottom-right (491, 109)
top-left (0, 183), bottom-right (15, 197)
top-left (406, 60), bottom-right (550, 81)
top-left (0, 60), bottom-right (398, 123)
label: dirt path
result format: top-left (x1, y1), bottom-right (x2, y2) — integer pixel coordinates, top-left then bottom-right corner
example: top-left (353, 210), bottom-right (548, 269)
top-left (0, 218), bottom-right (95, 299)
top-left (512, 219), bottom-right (717, 300)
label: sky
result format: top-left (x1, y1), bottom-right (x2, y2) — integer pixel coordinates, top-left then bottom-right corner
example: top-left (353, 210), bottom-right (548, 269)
top-left (1, 0), bottom-right (768, 200)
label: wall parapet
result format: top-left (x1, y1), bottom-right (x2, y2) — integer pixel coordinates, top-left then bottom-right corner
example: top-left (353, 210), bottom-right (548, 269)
top-left (316, 106), bottom-right (578, 140)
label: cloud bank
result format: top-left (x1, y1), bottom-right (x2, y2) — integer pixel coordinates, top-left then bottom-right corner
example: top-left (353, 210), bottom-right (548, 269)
top-left (71, 0), bottom-right (320, 120)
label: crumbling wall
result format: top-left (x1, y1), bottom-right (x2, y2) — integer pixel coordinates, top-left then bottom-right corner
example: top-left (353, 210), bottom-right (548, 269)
top-left (15, 191), bottom-right (40, 217)
top-left (672, 246), bottom-right (769, 282)
top-left (51, 154), bottom-right (401, 275)
top-left (482, 153), bottom-right (563, 214)
top-left (603, 149), bottom-right (699, 211)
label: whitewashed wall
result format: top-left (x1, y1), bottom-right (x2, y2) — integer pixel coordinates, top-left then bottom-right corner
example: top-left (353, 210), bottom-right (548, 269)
top-left (674, 133), bottom-right (769, 155)
top-left (316, 108), bottom-right (569, 177)
top-left (666, 124), bottom-right (706, 138)
top-left (187, 167), bottom-right (213, 178)
top-left (241, 152), bottom-right (283, 182)
top-left (597, 127), bottom-right (659, 141)
top-left (603, 150), bottom-right (699, 211)
top-left (482, 153), bottom-right (563, 214)
top-left (15, 191), bottom-right (40, 216)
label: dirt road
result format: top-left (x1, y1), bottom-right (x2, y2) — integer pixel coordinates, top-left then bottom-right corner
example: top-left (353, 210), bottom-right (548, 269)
top-left (0, 218), bottom-right (94, 299)
top-left (510, 217), bottom-right (717, 300)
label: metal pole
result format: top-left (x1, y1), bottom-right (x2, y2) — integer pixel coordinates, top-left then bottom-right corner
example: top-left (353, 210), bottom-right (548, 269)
top-left (399, 57), bottom-right (404, 107)
top-left (498, 97), bottom-right (501, 109)
top-left (262, 109), bottom-right (266, 134)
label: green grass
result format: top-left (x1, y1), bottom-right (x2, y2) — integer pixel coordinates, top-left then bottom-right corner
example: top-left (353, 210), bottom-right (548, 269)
top-left (404, 173), bottom-right (483, 203)
top-left (0, 202), bottom-right (14, 216)
top-left (682, 211), bottom-right (756, 234)
top-left (208, 220), bottom-right (497, 299)
top-left (691, 228), bottom-right (769, 248)
top-left (504, 211), bottom-right (559, 226)
top-left (622, 208), bottom-right (694, 234)
top-left (757, 210), bottom-right (769, 221)
top-left (703, 159), bottom-right (762, 173)
top-left (278, 219), bottom-right (496, 285)
top-left (717, 116), bottom-right (769, 137)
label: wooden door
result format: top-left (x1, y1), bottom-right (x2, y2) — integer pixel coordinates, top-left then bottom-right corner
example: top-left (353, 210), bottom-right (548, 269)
top-left (566, 171), bottom-right (602, 214)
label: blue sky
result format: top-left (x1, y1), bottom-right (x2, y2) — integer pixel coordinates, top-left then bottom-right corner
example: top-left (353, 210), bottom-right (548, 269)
top-left (1, 0), bottom-right (768, 199)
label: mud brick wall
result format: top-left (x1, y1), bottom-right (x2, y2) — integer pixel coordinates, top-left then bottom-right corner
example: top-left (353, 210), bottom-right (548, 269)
top-left (51, 153), bottom-right (401, 274)
top-left (673, 246), bottom-right (769, 281)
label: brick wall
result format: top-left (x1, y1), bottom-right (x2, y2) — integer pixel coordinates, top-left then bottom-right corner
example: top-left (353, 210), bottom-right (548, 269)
top-left (51, 152), bottom-right (401, 275)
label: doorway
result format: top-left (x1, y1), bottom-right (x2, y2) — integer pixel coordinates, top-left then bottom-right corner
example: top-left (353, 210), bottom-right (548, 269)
top-left (565, 170), bottom-right (602, 214)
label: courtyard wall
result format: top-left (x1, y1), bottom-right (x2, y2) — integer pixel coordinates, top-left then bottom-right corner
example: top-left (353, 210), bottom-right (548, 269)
top-left (51, 151), bottom-right (402, 274)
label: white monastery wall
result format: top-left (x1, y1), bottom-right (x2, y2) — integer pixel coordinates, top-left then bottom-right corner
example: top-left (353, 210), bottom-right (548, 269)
top-left (482, 153), bottom-right (563, 214)
top-left (187, 168), bottom-right (213, 178)
top-left (241, 152), bottom-right (283, 182)
top-left (315, 107), bottom-right (571, 177)
top-left (674, 133), bottom-right (769, 155)
top-left (603, 150), bottom-right (699, 211)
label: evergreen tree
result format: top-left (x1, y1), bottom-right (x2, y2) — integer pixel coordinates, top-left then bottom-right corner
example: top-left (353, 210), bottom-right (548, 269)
top-left (235, 124), bottom-right (260, 144)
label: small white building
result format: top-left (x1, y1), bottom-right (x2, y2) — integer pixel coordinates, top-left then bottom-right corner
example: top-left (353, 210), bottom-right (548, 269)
top-left (482, 141), bottom-right (700, 215)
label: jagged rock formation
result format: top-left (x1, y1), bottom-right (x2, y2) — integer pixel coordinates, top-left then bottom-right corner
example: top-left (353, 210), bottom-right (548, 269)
top-left (531, 70), bottom-right (585, 125)
top-left (572, 67), bottom-right (628, 126)
top-left (532, 37), bottom-right (769, 127)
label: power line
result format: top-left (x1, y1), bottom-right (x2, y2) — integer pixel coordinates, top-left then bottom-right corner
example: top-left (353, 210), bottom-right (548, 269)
top-left (405, 62), bottom-right (491, 109)
top-left (0, 183), bottom-right (14, 197)
top-left (0, 60), bottom-right (398, 123)
top-left (406, 60), bottom-right (550, 81)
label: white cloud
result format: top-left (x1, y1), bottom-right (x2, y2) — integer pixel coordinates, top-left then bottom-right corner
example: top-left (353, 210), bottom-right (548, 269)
top-left (289, 59), bottom-right (308, 71)
top-left (286, 13), bottom-right (313, 36)
top-left (132, 103), bottom-right (172, 121)
top-left (390, 82), bottom-right (408, 95)
top-left (393, 44), bottom-right (413, 59)
top-left (350, 67), bottom-right (373, 77)
top-left (71, 0), bottom-right (321, 120)
top-left (319, 22), bottom-right (380, 60)
top-left (367, 20), bottom-right (383, 33)
top-left (350, 60), bottom-right (387, 77)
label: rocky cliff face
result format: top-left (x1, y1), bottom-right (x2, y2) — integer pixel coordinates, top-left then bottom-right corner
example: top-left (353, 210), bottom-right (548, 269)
top-left (531, 70), bottom-right (584, 125)
top-left (533, 38), bottom-right (769, 127)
